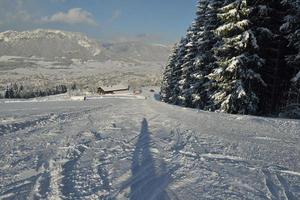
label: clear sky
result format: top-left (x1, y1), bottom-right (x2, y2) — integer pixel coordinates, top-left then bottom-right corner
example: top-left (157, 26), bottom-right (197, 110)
top-left (0, 0), bottom-right (197, 44)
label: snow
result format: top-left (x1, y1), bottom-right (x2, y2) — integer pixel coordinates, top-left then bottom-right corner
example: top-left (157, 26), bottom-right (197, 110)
top-left (227, 57), bottom-right (240, 72)
top-left (280, 22), bottom-right (291, 32)
top-left (77, 39), bottom-right (101, 56)
top-left (1, 93), bottom-right (299, 199)
top-left (237, 85), bottom-right (246, 98)
top-left (151, 43), bottom-right (169, 48)
top-left (280, 170), bottom-right (300, 177)
top-left (258, 5), bottom-right (268, 16)
top-left (291, 71), bottom-right (300, 82)
top-left (3, 94), bottom-right (85, 103)
top-left (215, 20), bottom-right (250, 36)
top-left (93, 49), bottom-right (101, 56)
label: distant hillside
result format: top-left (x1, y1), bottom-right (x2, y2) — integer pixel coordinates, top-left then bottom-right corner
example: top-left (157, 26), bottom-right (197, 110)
top-left (0, 29), bottom-right (101, 60)
top-left (100, 41), bottom-right (170, 62)
top-left (0, 29), bottom-right (170, 62)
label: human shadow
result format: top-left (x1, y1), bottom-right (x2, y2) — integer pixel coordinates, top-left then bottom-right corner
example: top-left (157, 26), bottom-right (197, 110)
top-left (130, 118), bottom-right (171, 200)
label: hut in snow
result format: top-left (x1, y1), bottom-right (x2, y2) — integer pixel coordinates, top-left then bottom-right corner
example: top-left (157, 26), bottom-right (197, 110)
top-left (97, 84), bottom-right (129, 95)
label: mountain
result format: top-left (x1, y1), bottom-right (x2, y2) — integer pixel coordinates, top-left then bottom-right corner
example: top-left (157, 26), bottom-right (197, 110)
top-left (0, 29), bottom-right (170, 62)
top-left (0, 29), bottom-right (101, 60)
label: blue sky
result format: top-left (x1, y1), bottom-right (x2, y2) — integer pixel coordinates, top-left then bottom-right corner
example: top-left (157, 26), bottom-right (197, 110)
top-left (0, 0), bottom-right (197, 44)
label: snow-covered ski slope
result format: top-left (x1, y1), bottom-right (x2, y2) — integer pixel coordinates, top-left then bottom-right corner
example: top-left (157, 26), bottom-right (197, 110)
top-left (0, 94), bottom-right (300, 199)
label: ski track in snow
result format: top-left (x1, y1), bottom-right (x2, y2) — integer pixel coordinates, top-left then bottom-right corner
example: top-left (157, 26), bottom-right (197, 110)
top-left (0, 97), bottom-right (300, 199)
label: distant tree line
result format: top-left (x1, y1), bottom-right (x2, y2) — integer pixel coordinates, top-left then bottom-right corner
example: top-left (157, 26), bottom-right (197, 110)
top-left (4, 83), bottom-right (67, 99)
top-left (161, 0), bottom-right (300, 118)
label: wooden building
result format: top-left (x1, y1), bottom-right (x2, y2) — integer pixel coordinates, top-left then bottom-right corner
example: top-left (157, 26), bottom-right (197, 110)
top-left (97, 85), bottom-right (129, 95)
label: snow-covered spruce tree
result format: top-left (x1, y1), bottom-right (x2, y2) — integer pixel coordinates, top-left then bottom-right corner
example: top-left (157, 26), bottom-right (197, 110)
top-left (161, 0), bottom-right (300, 117)
top-left (280, 0), bottom-right (300, 117)
top-left (160, 0), bottom-right (221, 108)
top-left (178, 0), bottom-right (224, 109)
top-left (177, 26), bottom-right (198, 107)
top-left (170, 37), bottom-right (189, 105)
top-left (4, 85), bottom-right (14, 99)
top-left (248, 1), bottom-right (292, 114)
top-left (161, 37), bottom-right (189, 105)
top-left (188, 0), bottom-right (221, 109)
top-left (161, 0), bottom-right (227, 110)
top-left (207, 0), bottom-right (266, 114)
top-left (161, 43), bottom-right (179, 102)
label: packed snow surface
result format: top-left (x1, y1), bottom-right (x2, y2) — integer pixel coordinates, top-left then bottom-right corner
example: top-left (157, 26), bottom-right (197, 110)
top-left (0, 93), bottom-right (300, 199)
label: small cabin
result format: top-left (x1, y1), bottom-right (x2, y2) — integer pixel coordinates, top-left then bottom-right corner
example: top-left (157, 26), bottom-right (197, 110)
top-left (97, 84), bottom-right (129, 95)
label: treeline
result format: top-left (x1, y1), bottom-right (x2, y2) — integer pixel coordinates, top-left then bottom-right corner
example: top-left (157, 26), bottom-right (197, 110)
top-left (161, 0), bottom-right (300, 118)
top-left (4, 83), bottom-right (67, 99)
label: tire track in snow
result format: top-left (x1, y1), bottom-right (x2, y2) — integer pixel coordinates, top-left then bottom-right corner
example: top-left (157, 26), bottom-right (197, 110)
top-left (60, 143), bottom-right (90, 199)
top-left (163, 122), bottom-right (300, 200)
top-left (276, 173), bottom-right (297, 200)
top-left (0, 114), bottom-right (53, 136)
top-left (96, 156), bottom-right (113, 199)
top-left (0, 174), bottom-right (41, 200)
top-left (261, 167), bottom-right (299, 200)
top-left (262, 168), bottom-right (281, 199)
top-left (0, 107), bottom-right (107, 199)
top-left (58, 110), bottom-right (114, 199)
top-left (0, 106), bottom-right (105, 136)
top-left (28, 170), bottom-right (51, 200)
top-left (87, 114), bottom-right (115, 198)
top-left (0, 154), bottom-right (53, 199)
top-left (167, 127), bottom-right (299, 199)
top-left (30, 152), bottom-right (53, 199)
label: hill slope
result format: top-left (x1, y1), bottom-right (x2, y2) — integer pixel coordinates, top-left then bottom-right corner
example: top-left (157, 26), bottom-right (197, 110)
top-left (0, 95), bottom-right (299, 199)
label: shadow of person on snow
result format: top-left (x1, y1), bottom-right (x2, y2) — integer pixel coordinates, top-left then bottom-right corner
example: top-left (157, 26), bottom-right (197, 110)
top-left (129, 118), bottom-right (171, 200)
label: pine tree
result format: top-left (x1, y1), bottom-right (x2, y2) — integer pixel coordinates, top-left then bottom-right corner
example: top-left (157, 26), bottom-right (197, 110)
top-left (5, 85), bottom-right (13, 99)
top-left (161, 0), bottom-right (300, 118)
top-left (207, 0), bottom-right (266, 114)
top-left (161, 44), bottom-right (179, 102)
top-left (170, 37), bottom-right (189, 105)
top-left (249, 1), bottom-right (292, 114)
top-left (177, 26), bottom-right (197, 107)
top-left (181, 0), bottom-right (224, 109)
top-left (189, 0), bottom-right (217, 109)
top-left (280, 0), bottom-right (300, 117)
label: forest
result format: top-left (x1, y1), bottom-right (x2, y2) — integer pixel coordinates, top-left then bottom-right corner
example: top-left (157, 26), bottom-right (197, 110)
top-left (161, 0), bottom-right (300, 118)
top-left (3, 83), bottom-right (68, 99)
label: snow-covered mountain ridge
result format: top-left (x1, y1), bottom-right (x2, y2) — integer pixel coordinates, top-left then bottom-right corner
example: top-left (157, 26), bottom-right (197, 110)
top-left (0, 29), bottom-right (101, 59)
top-left (0, 29), bottom-right (91, 43)
top-left (0, 29), bottom-right (170, 62)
